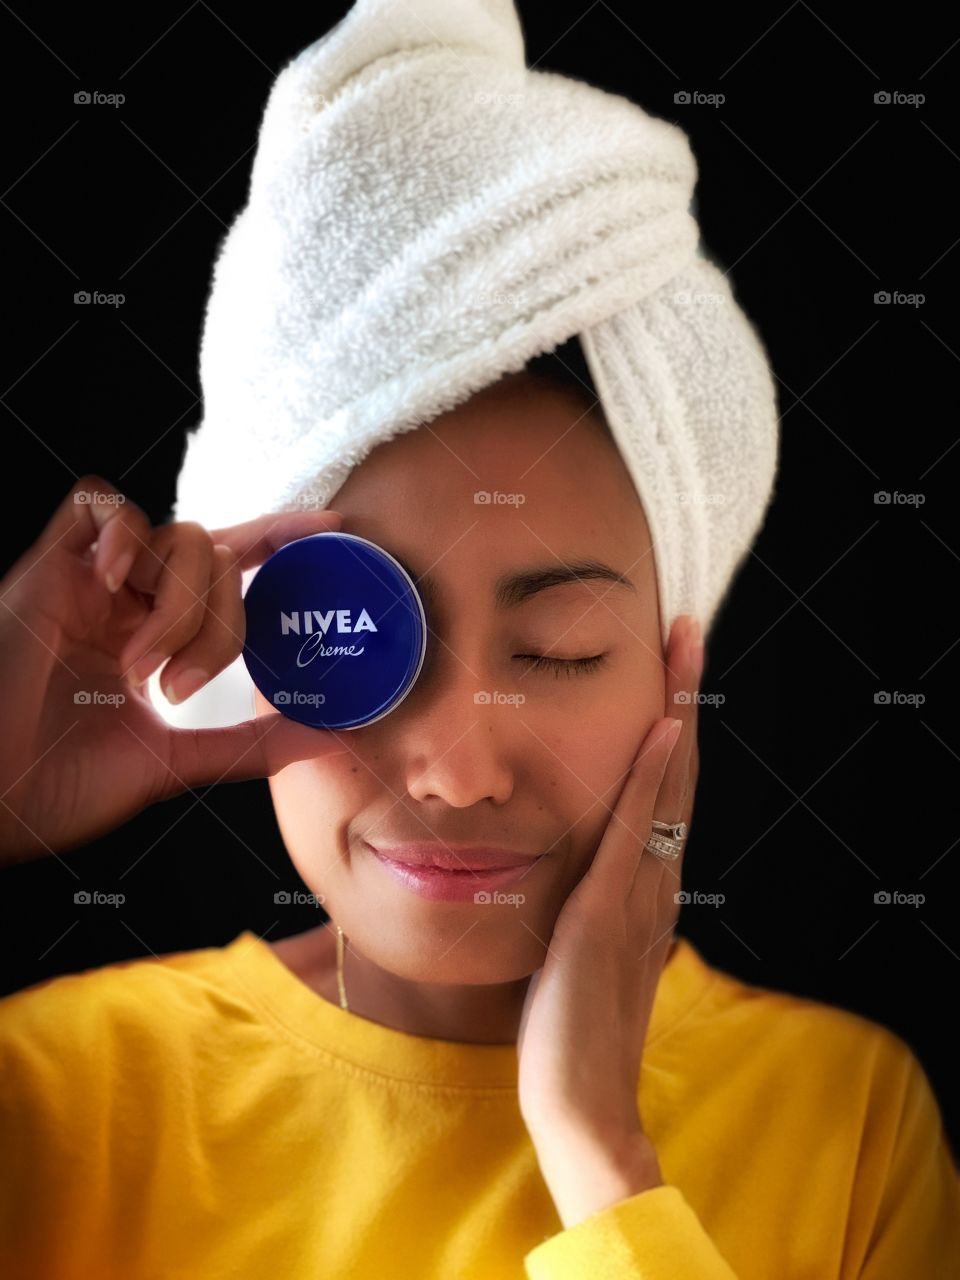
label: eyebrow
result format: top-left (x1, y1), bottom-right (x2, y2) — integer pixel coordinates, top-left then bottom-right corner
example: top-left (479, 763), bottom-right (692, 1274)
top-left (394, 557), bottom-right (637, 614)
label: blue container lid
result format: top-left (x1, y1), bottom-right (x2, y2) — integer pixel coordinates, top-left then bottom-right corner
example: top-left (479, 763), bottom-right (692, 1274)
top-left (242, 532), bottom-right (428, 730)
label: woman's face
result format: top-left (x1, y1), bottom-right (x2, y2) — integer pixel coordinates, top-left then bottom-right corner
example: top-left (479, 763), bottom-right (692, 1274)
top-left (255, 372), bottom-right (665, 985)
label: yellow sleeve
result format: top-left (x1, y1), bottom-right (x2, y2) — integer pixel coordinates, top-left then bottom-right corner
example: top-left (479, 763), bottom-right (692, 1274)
top-left (523, 1184), bottom-right (739, 1280)
top-left (855, 1045), bottom-right (960, 1280)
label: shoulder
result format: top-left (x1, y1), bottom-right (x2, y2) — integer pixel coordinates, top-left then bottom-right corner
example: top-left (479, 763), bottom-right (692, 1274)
top-left (680, 941), bottom-right (933, 1107)
top-left (0, 940), bottom-right (242, 1088)
top-left (0, 941), bottom-right (249, 1226)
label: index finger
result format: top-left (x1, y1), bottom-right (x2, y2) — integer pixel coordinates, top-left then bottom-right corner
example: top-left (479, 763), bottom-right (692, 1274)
top-left (209, 509), bottom-right (343, 571)
top-left (658, 614), bottom-right (702, 822)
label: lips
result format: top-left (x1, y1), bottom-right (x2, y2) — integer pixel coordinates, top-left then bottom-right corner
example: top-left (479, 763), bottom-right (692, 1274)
top-left (367, 843), bottom-right (546, 902)
top-left (365, 842), bottom-right (539, 872)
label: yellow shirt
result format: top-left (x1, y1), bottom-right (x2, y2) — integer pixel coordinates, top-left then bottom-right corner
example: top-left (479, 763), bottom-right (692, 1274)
top-left (1, 931), bottom-right (957, 1279)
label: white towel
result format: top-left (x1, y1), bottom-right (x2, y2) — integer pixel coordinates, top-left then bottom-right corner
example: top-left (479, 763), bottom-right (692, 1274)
top-left (161, 0), bottom-right (779, 728)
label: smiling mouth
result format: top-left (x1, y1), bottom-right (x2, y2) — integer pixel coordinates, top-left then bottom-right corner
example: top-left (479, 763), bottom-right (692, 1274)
top-left (365, 843), bottom-right (547, 901)
top-left (363, 841), bottom-right (542, 872)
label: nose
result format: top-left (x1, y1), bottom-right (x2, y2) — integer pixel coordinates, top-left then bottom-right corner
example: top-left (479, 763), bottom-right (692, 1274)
top-left (399, 652), bottom-right (516, 806)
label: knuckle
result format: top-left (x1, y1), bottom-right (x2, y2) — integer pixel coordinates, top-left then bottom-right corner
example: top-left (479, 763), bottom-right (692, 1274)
top-left (174, 520), bottom-right (214, 547)
top-left (213, 540), bottom-right (239, 566)
top-left (171, 592), bottom-right (242, 676)
top-left (72, 472), bottom-right (114, 496)
top-left (105, 505), bottom-right (150, 547)
top-left (153, 520), bottom-right (213, 561)
top-left (70, 476), bottom-right (153, 537)
top-left (159, 595), bottom-right (209, 648)
top-left (198, 604), bottom-right (237, 654)
top-left (69, 475), bottom-right (115, 516)
top-left (212, 542), bottom-right (241, 579)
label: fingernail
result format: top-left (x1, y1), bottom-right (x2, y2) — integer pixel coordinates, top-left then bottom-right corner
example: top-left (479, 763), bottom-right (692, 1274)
top-left (666, 718), bottom-right (683, 749)
top-left (130, 650), bottom-right (165, 685)
top-left (164, 667), bottom-right (208, 705)
top-left (104, 550), bottom-right (134, 594)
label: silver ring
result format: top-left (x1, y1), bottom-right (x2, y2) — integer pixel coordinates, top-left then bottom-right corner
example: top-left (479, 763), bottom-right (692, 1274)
top-left (645, 819), bottom-right (687, 862)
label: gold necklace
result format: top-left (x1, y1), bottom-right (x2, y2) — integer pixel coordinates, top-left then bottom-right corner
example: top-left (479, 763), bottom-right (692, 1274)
top-left (335, 924), bottom-right (349, 1010)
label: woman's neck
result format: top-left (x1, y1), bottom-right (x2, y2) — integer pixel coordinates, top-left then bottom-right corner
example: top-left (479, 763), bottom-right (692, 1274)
top-left (271, 925), bottom-right (678, 1045)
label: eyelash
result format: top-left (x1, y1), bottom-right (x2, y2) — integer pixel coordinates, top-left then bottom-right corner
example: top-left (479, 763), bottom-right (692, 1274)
top-left (514, 653), bottom-right (608, 678)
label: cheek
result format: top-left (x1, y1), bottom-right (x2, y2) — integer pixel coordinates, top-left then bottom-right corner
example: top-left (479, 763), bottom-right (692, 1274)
top-left (543, 665), bottom-right (663, 866)
top-left (268, 756), bottom-right (371, 885)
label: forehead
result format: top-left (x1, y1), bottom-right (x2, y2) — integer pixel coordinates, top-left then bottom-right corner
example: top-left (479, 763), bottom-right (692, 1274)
top-left (333, 376), bottom-right (638, 524)
top-left (327, 376), bottom-right (655, 611)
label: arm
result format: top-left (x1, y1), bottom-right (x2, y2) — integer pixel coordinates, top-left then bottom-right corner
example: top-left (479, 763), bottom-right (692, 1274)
top-left (534, 1128), bottom-right (665, 1230)
top-left (524, 1165), bottom-right (739, 1280)
top-left (852, 1043), bottom-right (960, 1280)
top-left (517, 620), bottom-right (738, 1276)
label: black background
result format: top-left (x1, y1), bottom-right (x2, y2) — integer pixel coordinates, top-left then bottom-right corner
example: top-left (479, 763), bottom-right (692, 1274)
top-left (1, 3), bottom-right (957, 1151)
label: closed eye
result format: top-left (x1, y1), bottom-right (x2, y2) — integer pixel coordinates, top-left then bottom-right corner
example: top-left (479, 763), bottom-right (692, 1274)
top-left (513, 654), bottom-right (608, 677)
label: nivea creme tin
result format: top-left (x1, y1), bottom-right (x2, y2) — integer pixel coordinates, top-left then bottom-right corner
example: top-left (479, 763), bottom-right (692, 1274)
top-left (242, 532), bottom-right (428, 730)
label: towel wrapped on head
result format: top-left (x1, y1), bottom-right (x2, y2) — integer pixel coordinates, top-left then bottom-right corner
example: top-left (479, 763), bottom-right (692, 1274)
top-left (165, 0), bottom-right (779, 726)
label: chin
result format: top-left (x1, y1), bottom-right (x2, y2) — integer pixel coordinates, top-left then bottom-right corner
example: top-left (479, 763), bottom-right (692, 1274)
top-left (364, 924), bottom-right (546, 986)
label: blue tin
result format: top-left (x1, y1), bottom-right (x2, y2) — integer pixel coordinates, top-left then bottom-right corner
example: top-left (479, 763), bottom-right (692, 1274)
top-left (242, 532), bottom-right (428, 730)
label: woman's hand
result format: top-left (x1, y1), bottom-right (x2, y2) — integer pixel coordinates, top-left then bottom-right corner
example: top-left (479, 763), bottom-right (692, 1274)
top-left (516, 613), bottom-right (703, 1228)
top-left (0, 474), bottom-right (349, 866)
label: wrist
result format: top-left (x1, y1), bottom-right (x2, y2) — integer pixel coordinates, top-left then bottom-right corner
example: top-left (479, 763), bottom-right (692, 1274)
top-left (532, 1126), bottom-right (663, 1230)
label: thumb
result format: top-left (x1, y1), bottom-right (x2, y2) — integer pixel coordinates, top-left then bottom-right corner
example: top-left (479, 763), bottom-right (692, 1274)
top-left (162, 713), bottom-right (353, 792)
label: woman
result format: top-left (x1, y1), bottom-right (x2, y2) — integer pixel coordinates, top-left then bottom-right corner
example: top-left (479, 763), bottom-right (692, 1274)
top-left (1, 1), bottom-right (958, 1277)
top-left (1, 349), bottom-right (957, 1278)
